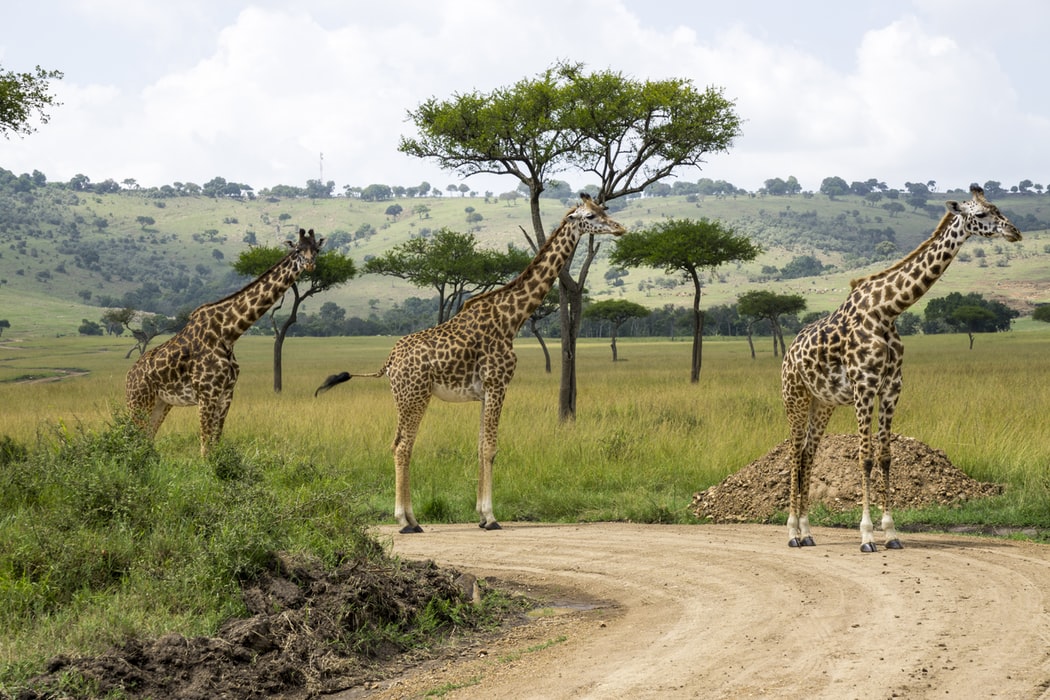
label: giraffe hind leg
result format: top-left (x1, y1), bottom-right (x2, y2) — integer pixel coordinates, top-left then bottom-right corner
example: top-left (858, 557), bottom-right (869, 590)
top-left (392, 398), bottom-right (427, 534)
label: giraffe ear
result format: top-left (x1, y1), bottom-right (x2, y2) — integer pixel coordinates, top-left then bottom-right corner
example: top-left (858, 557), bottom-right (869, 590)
top-left (945, 200), bottom-right (962, 214)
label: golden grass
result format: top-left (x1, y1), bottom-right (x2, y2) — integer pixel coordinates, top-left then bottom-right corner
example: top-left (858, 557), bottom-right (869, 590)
top-left (2, 330), bottom-right (1048, 524)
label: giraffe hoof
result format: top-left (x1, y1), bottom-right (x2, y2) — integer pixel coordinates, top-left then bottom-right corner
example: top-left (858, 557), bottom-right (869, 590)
top-left (399, 524), bottom-right (424, 534)
top-left (479, 520), bottom-right (502, 531)
top-left (800, 536), bottom-right (816, 547)
top-left (860, 542), bottom-right (878, 553)
top-left (788, 537), bottom-right (802, 548)
top-left (886, 539), bottom-right (903, 550)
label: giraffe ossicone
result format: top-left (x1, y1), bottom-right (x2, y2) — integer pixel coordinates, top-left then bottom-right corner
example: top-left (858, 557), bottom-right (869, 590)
top-left (316, 194), bottom-right (626, 533)
top-left (126, 228), bottom-right (324, 455)
top-left (780, 185), bottom-right (1021, 552)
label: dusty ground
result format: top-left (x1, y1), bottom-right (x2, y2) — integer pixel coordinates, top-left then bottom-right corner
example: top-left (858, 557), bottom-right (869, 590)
top-left (17, 434), bottom-right (1050, 699)
top-left (368, 522), bottom-right (1050, 699)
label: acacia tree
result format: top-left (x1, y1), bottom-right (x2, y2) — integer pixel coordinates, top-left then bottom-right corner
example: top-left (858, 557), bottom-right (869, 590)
top-left (0, 63), bottom-right (63, 137)
top-left (737, 290), bottom-right (807, 358)
top-left (611, 219), bottom-right (760, 382)
top-left (583, 299), bottom-right (650, 361)
top-left (399, 60), bottom-right (741, 419)
top-left (102, 307), bottom-right (174, 358)
top-left (923, 291), bottom-right (1018, 347)
top-left (364, 228), bottom-right (532, 323)
top-left (233, 247), bottom-right (357, 392)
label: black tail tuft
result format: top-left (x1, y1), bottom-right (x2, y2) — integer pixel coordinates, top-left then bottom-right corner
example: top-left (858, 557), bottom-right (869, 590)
top-left (314, 371), bottom-right (352, 397)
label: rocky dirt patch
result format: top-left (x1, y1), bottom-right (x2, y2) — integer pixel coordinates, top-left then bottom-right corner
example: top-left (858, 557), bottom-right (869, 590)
top-left (16, 553), bottom-right (511, 700)
top-left (691, 433), bottom-right (1003, 523)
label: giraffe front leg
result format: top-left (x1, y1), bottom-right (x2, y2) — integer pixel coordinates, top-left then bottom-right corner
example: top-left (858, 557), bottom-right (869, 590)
top-left (878, 448), bottom-right (903, 550)
top-left (877, 405), bottom-right (903, 550)
top-left (476, 394), bottom-right (503, 531)
top-left (859, 457), bottom-right (877, 553)
top-left (198, 397), bottom-right (230, 457)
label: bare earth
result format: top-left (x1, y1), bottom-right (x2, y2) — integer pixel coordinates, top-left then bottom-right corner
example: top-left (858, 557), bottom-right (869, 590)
top-left (363, 522), bottom-right (1050, 700)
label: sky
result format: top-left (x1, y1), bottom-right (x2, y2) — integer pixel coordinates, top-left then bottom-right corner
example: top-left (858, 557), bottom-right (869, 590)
top-left (3, 0), bottom-right (1050, 196)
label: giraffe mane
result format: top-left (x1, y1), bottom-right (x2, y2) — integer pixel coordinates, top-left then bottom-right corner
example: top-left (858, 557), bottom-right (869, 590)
top-left (192, 231), bottom-right (314, 314)
top-left (458, 203), bottom-right (581, 313)
top-left (848, 209), bottom-right (956, 289)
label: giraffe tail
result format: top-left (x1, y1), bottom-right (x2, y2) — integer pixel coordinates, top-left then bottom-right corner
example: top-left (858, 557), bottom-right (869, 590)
top-left (314, 369), bottom-right (385, 397)
top-left (314, 372), bottom-right (352, 397)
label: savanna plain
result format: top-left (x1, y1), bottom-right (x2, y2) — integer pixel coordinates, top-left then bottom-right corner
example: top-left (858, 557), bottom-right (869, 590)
top-left (2, 331), bottom-right (1050, 697)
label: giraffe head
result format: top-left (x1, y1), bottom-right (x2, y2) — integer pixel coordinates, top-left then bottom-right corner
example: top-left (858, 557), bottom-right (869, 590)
top-left (286, 228), bottom-right (326, 271)
top-left (947, 185), bottom-right (1022, 242)
top-left (567, 193), bottom-right (627, 237)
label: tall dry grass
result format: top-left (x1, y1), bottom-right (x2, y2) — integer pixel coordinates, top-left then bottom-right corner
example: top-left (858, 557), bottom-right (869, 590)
top-left (3, 331), bottom-right (1047, 525)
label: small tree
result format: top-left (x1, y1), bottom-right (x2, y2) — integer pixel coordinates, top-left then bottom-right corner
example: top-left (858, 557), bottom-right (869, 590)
top-left (584, 299), bottom-right (650, 361)
top-left (737, 290), bottom-right (806, 358)
top-left (102, 307), bottom-right (173, 358)
top-left (611, 219), bottom-right (760, 382)
top-left (0, 319), bottom-right (10, 337)
top-left (949, 305), bottom-right (1000, 349)
top-left (364, 228), bottom-right (531, 324)
top-left (1033, 306), bottom-right (1050, 324)
top-left (233, 247), bottom-right (357, 392)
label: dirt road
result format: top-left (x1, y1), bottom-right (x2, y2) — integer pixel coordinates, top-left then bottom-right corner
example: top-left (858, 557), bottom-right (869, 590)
top-left (364, 522), bottom-right (1050, 699)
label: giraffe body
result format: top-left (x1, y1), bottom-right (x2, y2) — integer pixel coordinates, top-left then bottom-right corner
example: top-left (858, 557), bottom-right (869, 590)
top-left (127, 229), bottom-right (324, 455)
top-left (781, 186), bottom-right (1020, 552)
top-left (317, 194), bottom-right (625, 533)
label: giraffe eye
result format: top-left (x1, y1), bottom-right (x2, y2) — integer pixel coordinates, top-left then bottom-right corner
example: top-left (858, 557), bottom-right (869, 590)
top-left (975, 211), bottom-right (989, 218)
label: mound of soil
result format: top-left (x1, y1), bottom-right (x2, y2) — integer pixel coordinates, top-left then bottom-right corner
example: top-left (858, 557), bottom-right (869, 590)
top-left (691, 433), bottom-right (1003, 523)
top-left (18, 553), bottom-right (491, 700)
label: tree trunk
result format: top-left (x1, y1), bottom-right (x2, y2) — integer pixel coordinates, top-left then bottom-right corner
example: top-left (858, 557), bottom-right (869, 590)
top-left (968, 332), bottom-right (976, 350)
top-left (610, 331), bottom-right (618, 362)
top-left (690, 283), bottom-right (704, 383)
top-left (557, 280), bottom-right (581, 421)
top-left (271, 290), bottom-right (303, 394)
top-left (529, 318), bottom-right (552, 373)
top-left (746, 322), bottom-right (756, 359)
top-left (273, 330), bottom-right (286, 393)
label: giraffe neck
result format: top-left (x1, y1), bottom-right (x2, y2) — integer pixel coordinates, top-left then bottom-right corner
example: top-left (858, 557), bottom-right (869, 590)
top-left (462, 219), bottom-right (584, 333)
top-left (848, 212), bottom-right (968, 320)
top-left (198, 252), bottom-right (306, 342)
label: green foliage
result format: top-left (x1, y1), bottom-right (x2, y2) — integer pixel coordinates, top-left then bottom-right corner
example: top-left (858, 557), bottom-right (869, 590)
top-left (0, 63), bottom-right (63, 137)
top-left (364, 227), bottom-right (531, 322)
top-left (583, 299), bottom-right (650, 326)
top-left (923, 291), bottom-right (1018, 334)
top-left (611, 218), bottom-right (761, 281)
top-left (1031, 305), bottom-right (1050, 323)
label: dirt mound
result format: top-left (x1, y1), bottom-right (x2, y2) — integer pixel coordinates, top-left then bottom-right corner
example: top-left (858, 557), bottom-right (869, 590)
top-left (691, 433), bottom-right (1002, 523)
top-left (19, 553), bottom-right (489, 699)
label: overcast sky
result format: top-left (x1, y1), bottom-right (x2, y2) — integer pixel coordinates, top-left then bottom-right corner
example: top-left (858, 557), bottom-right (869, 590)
top-left (3, 1), bottom-right (1049, 195)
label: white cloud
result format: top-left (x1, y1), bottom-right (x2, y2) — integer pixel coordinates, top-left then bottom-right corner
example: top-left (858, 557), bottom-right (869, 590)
top-left (4, 1), bottom-right (1049, 194)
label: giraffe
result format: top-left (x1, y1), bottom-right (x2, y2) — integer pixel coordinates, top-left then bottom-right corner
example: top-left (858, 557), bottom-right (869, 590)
top-left (126, 228), bottom-right (324, 455)
top-left (780, 185), bottom-right (1021, 552)
top-left (315, 193), bottom-right (626, 533)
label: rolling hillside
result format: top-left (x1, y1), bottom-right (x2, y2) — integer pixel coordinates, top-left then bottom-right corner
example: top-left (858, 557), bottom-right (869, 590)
top-left (2, 180), bottom-right (1049, 340)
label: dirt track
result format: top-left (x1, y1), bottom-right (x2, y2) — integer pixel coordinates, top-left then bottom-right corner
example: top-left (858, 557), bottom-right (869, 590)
top-left (361, 522), bottom-right (1050, 699)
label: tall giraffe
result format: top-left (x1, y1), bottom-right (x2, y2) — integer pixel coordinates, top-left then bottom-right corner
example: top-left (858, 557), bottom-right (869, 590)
top-left (126, 228), bottom-right (324, 455)
top-left (780, 185), bottom-right (1020, 552)
top-left (316, 194), bottom-right (626, 533)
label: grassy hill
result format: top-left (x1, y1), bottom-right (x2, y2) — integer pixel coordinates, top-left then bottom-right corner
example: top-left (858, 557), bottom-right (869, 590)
top-left (2, 182), bottom-right (1049, 340)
